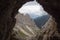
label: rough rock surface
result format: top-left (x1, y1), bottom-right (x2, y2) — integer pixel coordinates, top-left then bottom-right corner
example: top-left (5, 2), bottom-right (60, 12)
top-left (12, 13), bottom-right (40, 40)
top-left (12, 13), bottom-right (60, 40)
top-left (38, 16), bottom-right (60, 40)
top-left (0, 0), bottom-right (60, 40)
top-left (0, 0), bottom-right (33, 40)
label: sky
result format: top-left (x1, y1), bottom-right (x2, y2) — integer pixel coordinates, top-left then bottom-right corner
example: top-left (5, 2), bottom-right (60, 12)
top-left (18, 1), bottom-right (48, 19)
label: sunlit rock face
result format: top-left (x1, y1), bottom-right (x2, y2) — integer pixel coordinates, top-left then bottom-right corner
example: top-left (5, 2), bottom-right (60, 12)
top-left (13, 13), bottom-right (40, 40)
top-left (18, 1), bottom-right (50, 28)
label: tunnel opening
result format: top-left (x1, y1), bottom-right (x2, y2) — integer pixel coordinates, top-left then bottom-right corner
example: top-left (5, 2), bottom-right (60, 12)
top-left (18, 0), bottom-right (50, 28)
top-left (12, 1), bottom-right (51, 40)
top-left (12, 0), bottom-right (60, 40)
top-left (0, 0), bottom-right (60, 40)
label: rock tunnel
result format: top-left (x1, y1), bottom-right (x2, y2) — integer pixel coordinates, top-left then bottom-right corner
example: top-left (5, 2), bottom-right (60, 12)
top-left (0, 0), bottom-right (60, 40)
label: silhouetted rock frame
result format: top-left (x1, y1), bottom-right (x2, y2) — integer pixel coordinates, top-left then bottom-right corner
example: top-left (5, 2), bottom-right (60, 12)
top-left (0, 0), bottom-right (60, 40)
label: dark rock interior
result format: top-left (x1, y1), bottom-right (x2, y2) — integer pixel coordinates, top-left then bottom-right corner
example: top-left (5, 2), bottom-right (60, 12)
top-left (0, 0), bottom-right (60, 40)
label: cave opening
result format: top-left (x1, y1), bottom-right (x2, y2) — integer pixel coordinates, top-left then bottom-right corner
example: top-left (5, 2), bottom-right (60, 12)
top-left (18, 0), bottom-right (50, 28)
top-left (0, 0), bottom-right (60, 40)
top-left (12, 0), bottom-right (51, 39)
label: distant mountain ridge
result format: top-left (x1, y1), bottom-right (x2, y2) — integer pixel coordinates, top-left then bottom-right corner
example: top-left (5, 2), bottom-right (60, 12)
top-left (34, 15), bottom-right (50, 28)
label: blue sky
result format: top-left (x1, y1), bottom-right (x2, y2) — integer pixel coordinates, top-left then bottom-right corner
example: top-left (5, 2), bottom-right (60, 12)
top-left (18, 1), bottom-right (48, 19)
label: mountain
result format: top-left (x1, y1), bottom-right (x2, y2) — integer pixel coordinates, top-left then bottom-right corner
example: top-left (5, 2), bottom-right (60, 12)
top-left (34, 15), bottom-right (50, 28)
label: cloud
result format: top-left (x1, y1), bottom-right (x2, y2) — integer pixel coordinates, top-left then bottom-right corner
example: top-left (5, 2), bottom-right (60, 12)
top-left (18, 1), bottom-right (48, 19)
